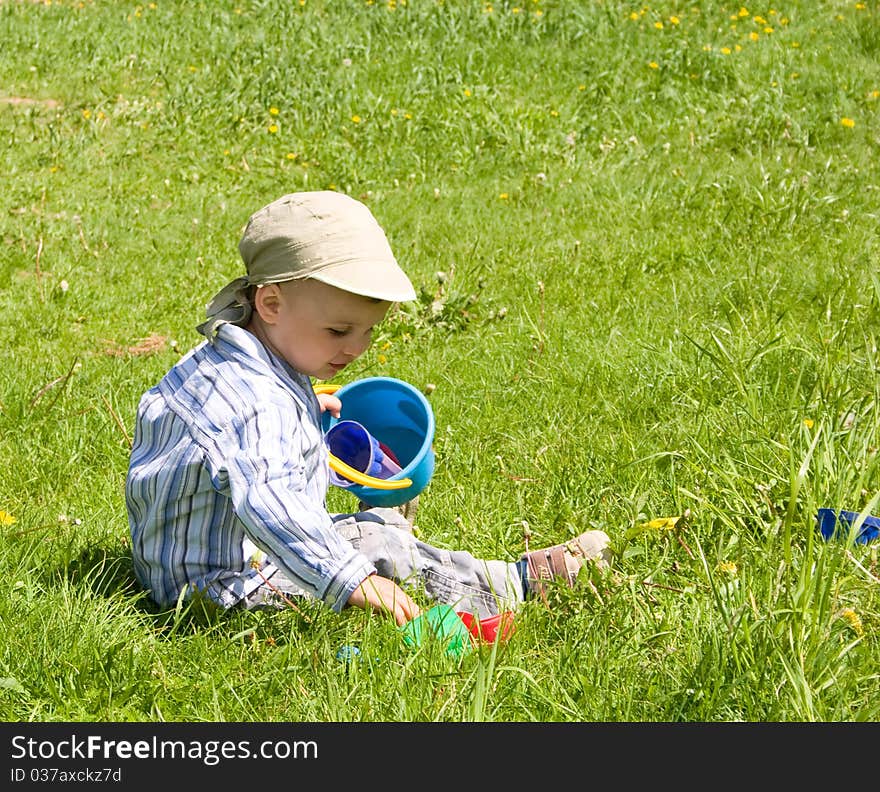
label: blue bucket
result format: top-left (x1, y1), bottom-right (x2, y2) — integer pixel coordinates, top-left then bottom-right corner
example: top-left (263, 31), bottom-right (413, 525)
top-left (321, 377), bottom-right (435, 508)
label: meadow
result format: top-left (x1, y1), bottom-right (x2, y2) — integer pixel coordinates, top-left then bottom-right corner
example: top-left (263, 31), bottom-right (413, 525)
top-left (0, 0), bottom-right (878, 722)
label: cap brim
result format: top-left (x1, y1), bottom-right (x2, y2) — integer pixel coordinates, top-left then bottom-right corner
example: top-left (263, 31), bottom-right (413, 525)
top-left (309, 260), bottom-right (417, 302)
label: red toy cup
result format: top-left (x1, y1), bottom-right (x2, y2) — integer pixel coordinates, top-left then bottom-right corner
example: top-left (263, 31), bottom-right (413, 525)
top-left (457, 611), bottom-right (515, 643)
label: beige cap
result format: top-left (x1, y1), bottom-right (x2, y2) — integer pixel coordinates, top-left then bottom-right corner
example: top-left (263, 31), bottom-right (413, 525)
top-left (197, 191), bottom-right (416, 338)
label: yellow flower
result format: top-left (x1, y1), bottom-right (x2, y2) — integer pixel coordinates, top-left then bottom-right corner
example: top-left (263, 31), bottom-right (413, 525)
top-left (803, 418), bottom-right (814, 428)
top-left (738, 7), bottom-right (749, 17)
top-left (629, 11), bottom-right (638, 20)
top-left (464, 89), bottom-right (472, 97)
top-left (654, 20), bottom-right (663, 29)
top-left (870, 90), bottom-right (880, 99)
top-left (0, 510), bottom-right (16, 526)
top-left (269, 106), bottom-right (279, 116)
top-left (268, 124), bottom-right (279, 134)
top-left (377, 354), bottom-right (387, 364)
top-left (286, 152), bottom-right (297, 160)
top-left (703, 44), bottom-right (712, 51)
top-left (625, 515), bottom-right (682, 539)
top-left (716, 561), bottom-right (738, 577)
top-left (82, 109), bottom-right (92, 119)
top-left (351, 114), bottom-right (361, 123)
top-left (670, 16), bottom-right (680, 25)
top-left (749, 31), bottom-right (759, 41)
top-left (499, 192), bottom-right (509, 200)
top-left (839, 608), bottom-right (864, 636)
top-left (840, 117), bottom-right (855, 128)
top-left (649, 61), bottom-right (659, 69)
top-left (721, 46), bottom-right (731, 55)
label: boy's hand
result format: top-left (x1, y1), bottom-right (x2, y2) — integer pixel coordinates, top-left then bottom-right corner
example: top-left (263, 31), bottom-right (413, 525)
top-left (346, 574), bottom-right (421, 626)
top-left (316, 392), bottom-right (342, 418)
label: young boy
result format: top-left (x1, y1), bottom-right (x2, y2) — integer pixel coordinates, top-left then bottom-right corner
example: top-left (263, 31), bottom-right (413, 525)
top-left (126, 191), bottom-right (611, 626)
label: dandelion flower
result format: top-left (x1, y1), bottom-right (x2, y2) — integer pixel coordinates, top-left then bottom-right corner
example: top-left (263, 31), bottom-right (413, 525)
top-left (803, 418), bottom-right (814, 428)
top-left (721, 46), bottom-right (732, 55)
top-left (268, 124), bottom-right (279, 134)
top-left (351, 115), bottom-right (361, 124)
top-left (841, 117), bottom-right (855, 128)
top-left (839, 608), bottom-right (864, 636)
top-left (716, 561), bottom-right (738, 577)
top-left (377, 354), bottom-right (387, 364)
top-left (499, 193), bottom-right (509, 200)
top-left (649, 61), bottom-right (659, 69)
top-left (269, 106), bottom-right (279, 116)
top-left (0, 510), bottom-right (16, 526)
top-left (654, 21), bottom-right (663, 29)
top-left (82, 109), bottom-right (91, 119)
top-left (286, 152), bottom-right (297, 160)
top-left (749, 31), bottom-right (759, 41)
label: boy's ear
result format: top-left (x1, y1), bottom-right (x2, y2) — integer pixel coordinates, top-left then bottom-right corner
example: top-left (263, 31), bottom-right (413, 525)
top-left (252, 284), bottom-right (282, 324)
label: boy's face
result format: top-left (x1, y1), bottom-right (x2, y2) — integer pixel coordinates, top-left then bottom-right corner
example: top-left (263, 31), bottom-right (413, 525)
top-left (248, 278), bottom-right (391, 380)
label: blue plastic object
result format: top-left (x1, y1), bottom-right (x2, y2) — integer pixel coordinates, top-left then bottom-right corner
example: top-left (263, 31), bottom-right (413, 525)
top-left (322, 377), bottom-right (435, 508)
top-left (817, 508), bottom-right (880, 545)
top-left (325, 420), bottom-right (402, 488)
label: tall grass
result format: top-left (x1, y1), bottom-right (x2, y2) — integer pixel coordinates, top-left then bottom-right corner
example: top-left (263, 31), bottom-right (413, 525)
top-left (1, 0), bottom-right (878, 722)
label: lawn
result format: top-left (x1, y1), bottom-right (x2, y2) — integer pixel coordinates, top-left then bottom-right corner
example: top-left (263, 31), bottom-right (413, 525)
top-left (1, 0), bottom-right (878, 722)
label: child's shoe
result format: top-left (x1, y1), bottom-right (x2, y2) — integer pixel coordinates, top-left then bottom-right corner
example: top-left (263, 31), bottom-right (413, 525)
top-left (522, 530), bottom-right (612, 596)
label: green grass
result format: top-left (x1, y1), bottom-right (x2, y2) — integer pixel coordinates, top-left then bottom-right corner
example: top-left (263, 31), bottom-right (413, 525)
top-left (1, 0), bottom-right (878, 722)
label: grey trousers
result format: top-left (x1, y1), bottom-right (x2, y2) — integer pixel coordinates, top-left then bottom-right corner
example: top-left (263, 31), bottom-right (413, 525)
top-left (243, 508), bottom-right (525, 619)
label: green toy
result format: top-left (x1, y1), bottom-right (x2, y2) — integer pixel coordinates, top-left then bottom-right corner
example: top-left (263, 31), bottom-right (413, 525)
top-left (400, 604), bottom-right (473, 658)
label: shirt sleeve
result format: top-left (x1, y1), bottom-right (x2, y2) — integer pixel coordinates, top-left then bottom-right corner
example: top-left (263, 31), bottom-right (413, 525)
top-left (211, 399), bottom-right (376, 612)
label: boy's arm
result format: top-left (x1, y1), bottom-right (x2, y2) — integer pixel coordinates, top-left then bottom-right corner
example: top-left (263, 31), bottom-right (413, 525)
top-left (218, 402), bottom-right (378, 613)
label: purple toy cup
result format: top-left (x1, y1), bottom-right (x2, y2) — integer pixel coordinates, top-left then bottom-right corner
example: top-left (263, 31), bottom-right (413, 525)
top-left (324, 420), bottom-right (402, 489)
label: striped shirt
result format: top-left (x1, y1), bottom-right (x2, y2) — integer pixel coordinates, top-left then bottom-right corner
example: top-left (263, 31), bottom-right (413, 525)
top-left (125, 323), bottom-right (376, 610)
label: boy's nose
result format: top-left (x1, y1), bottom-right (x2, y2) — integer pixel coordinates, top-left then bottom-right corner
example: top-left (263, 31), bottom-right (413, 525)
top-left (342, 337), bottom-right (370, 358)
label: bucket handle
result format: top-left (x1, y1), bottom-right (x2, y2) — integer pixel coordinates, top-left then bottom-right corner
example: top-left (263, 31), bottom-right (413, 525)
top-left (314, 383), bottom-right (413, 490)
